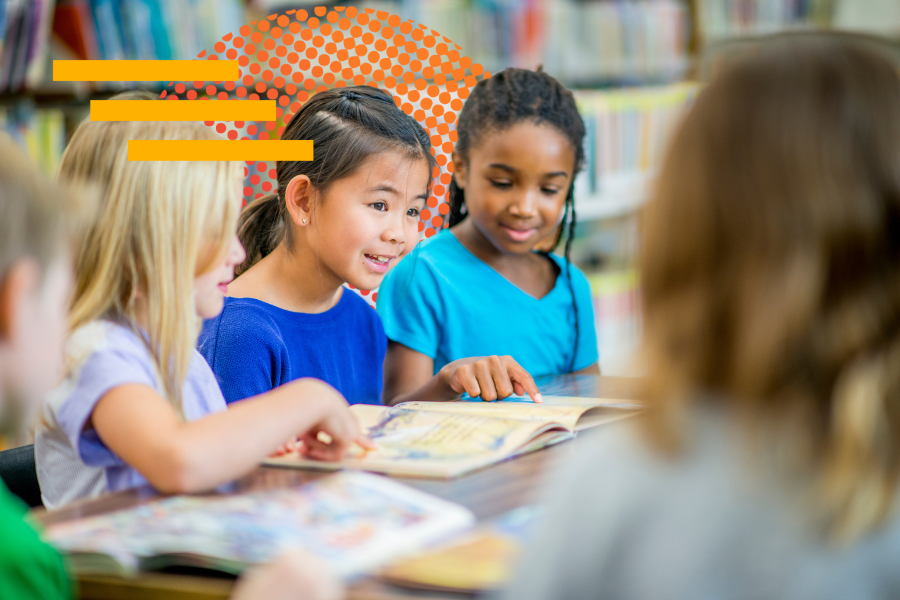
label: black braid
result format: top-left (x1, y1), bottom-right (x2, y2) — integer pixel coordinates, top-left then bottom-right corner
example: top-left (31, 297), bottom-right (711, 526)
top-left (449, 68), bottom-right (585, 372)
top-left (562, 187), bottom-right (579, 372)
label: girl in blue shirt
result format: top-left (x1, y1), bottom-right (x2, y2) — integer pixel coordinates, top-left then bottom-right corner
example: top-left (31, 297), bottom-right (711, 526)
top-left (200, 86), bottom-right (541, 406)
top-left (378, 68), bottom-right (599, 405)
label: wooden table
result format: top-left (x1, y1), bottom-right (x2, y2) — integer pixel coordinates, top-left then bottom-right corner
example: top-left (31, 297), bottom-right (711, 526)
top-left (34, 375), bottom-right (641, 600)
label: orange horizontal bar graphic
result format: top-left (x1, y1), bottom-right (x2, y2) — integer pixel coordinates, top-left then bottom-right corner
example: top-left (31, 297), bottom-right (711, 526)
top-left (54, 60), bottom-right (239, 82)
top-left (128, 140), bottom-right (314, 161)
top-left (91, 100), bottom-right (276, 122)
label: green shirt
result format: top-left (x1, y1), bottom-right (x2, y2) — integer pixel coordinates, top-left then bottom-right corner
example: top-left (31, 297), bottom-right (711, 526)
top-left (0, 480), bottom-right (73, 600)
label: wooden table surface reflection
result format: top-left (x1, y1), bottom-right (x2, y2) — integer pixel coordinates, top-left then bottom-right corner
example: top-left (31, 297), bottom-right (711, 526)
top-left (35, 375), bottom-right (641, 600)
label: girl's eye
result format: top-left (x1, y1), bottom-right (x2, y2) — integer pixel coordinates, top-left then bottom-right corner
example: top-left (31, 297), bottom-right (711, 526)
top-left (542, 187), bottom-right (561, 195)
top-left (370, 201), bottom-right (387, 211)
top-left (490, 180), bottom-right (512, 189)
top-left (407, 207), bottom-right (420, 218)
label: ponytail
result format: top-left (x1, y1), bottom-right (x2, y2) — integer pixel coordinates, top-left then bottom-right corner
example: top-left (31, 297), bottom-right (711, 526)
top-left (236, 193), bottom-right (289, 276)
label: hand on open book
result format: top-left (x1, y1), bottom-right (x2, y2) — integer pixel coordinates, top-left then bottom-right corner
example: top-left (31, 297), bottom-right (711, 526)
top-left (270, 437), bottom-right (300, 457)
top-left (295, 385), bottom-right (377, 461)
top-left (231, 548), bottom-right (344, 600)
top-left (438, 355), bottom-right (543, 403)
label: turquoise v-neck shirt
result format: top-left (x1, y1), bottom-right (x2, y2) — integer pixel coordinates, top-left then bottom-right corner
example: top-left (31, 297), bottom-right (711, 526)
top-left (376, 230), bottom-right (598, 376)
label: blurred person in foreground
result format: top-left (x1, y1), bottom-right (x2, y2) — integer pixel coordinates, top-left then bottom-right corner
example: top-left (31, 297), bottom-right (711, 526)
top-left (503, 34), bottom-right (900, 600)
top-left (0, 136), bottom-right (342, 600)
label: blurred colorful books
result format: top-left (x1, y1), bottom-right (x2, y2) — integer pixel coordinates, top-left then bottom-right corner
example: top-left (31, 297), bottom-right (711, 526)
top-left (43, 471), bottom-right (476, 580)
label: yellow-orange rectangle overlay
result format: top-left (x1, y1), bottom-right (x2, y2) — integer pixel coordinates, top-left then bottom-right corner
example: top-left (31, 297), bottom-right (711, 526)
top-left (54, 60), bottom-right (239, 82)
top-left (91, 100), bottom-right (276, 122)
top-left (128, 140), bottom-right (313, 161)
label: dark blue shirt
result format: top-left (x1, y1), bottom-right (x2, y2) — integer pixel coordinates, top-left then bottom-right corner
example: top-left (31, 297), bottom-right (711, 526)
top-left (198, 291), bottom-right (386, 406)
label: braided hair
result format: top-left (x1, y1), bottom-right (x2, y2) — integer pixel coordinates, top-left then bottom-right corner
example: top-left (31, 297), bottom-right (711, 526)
top-left (448, 68), bottom-right (586, 372)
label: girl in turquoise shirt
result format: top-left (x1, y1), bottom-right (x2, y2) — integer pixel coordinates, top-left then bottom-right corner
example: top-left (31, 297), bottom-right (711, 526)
top-left (378, 68), bottom-right (599, 406)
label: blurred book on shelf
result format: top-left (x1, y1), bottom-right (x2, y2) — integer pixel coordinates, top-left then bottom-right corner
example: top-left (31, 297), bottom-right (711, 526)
top-left (398, 0), bottom-right (691, 86)
top-left (572, 83), bottom-right (699, 221)
top-left (696, 0), bottom-right (900, 45)
top-left (0, 0), bottom-right (245, 93)
top-left (586, 269), bottom-right (643, 376)
top-left (0, 102), bottom-right (67, 176)
top-left (0, 0), bottom-right (56, 93)
top-left (695, 0), bottom-right (832, 43)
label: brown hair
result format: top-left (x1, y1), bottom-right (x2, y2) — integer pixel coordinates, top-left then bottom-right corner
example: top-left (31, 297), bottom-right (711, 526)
top-left (641, 34), bottom-right (900, 541)
top-left (0, 135), bottom-right (85, 284)
top-left (236, 85), bottom-right (435, 276)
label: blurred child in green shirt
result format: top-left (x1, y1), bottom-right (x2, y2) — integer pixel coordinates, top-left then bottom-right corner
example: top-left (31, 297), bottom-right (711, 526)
top-left (0, 135), bottom-right (343, 600)
top-left (0, 135), bottom-right (80, 600)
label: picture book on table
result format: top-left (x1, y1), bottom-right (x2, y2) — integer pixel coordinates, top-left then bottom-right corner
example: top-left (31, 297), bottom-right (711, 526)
top-left (265, 395), bottom-right (642, 478)
top-left (380, 505), bottom-right (544, 593)
top-left (43, 471), bottom-right (476, 580)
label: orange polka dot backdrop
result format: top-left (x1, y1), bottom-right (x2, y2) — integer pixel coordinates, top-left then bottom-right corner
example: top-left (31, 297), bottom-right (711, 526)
top-left (161, 6), bottom-right (489, 302)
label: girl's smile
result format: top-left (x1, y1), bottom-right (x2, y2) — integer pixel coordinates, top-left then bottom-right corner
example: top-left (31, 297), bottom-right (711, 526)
top-left (499, 224), bottom-right (539, 243)
top-left (363, 253), bottom-right (397, 274)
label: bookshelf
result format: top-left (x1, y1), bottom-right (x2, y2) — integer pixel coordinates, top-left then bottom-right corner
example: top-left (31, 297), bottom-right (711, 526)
top-left (2, 0), bottom-right (899, 376)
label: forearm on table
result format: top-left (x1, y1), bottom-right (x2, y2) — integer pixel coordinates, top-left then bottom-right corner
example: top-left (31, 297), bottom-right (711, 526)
top-left (165, 380), bottom-right (334, 491)
top-left (96, 379), bottom-right (332, 494)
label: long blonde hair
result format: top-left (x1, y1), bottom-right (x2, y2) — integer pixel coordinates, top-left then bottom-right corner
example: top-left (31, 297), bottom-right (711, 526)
top-left (641, 35), bottom-right (900, 542)
top-left (58, 114), bottom-right (241, 414)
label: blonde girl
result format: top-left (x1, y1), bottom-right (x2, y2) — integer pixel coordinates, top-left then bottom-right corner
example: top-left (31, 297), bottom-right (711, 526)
top-left (504, 35), bottom-right (900, 599)
top-left (36, 108), bottom-right (369, 509)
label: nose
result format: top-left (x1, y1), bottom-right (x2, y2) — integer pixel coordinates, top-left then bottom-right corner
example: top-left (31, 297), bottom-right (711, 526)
top-left (228, 235), bottom-right (246, 267)
top-left (381, 210), bottom-right (408, 247)
top-left (507, 188), bottom-right (539, 219)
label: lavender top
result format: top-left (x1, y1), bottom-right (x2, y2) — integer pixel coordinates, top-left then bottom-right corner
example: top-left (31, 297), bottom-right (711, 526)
top-left (35, 321), bottom-right (226, 509)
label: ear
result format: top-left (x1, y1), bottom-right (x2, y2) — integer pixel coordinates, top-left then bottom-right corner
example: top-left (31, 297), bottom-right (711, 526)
top-left (450, 150), bottom-right (467, 190)
top-left (284, 174), bottom-right (315, 227)
top-left (0, 260), bottom-right (39, 343)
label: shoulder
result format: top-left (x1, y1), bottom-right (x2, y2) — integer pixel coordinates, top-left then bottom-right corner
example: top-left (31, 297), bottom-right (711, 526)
top-left (342, 289), bottom-right (382, 324)
top-left (380, 234), bottom-right (466, 303)
top-left (200, 298), bottom-right (288, 353)
top-left (65, 321), bottom-right (156, 381)
top-left (555, 419), bottom-right (668, 503)
top-left (548, 253), bottom-right (592, 291)
top-left (386, 232), bottom-right (465, 281)
top-left (68, 321), bottom-right (143, 362)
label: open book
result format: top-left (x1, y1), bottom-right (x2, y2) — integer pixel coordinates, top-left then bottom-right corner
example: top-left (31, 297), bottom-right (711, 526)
top-left (43, 472), bottom-right (475, 580)
top-left (381, 505), bottom-right (543, 593)
top-left (264, 395), bottom-right (641, 479)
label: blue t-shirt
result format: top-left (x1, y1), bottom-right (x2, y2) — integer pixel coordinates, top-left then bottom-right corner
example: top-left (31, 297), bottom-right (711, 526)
top-left (376, 230), bottom-right (598, 377)
top-left (198, 290), bottom-right (386, 405)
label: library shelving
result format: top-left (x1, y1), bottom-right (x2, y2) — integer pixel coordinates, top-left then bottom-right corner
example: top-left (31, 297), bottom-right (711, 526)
top-left (3, 0), bottom-right (899, 374)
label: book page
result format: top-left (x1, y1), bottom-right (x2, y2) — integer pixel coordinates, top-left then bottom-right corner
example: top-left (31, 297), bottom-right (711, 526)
top-left (266, 406), bottom-right (567, 478)
top-left (381, 506), bottom-right (543, 593)
top-left (396, 401), bottom-right (588, 430)
top-left (397, 396), bottom-right (643, 431)
top-left (44, 472), bottom-right (475, 580)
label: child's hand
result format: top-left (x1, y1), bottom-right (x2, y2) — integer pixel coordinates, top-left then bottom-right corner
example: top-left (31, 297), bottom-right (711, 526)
top-left (438, 356), bottom-right (543, 403)
top-left (270, 437), bottom-right (300, 457)
top-left (295, 381), bottom-right (376, 461)
top-left (231, 548), bottom-right (344, 600)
